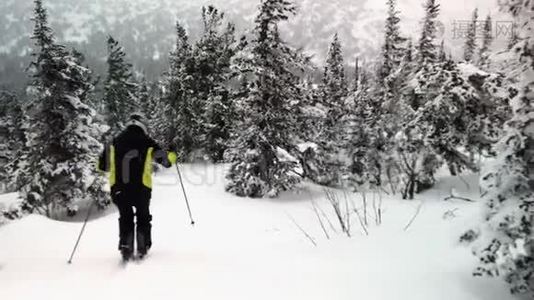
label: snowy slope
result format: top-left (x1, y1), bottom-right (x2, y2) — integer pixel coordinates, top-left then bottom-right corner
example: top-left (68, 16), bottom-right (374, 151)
top-left (0, 165), bottom-right (514, 300)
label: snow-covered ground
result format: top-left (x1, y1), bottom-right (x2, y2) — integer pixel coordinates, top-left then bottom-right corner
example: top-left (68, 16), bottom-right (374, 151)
top-left (0, 165), bottom-right (514, 300)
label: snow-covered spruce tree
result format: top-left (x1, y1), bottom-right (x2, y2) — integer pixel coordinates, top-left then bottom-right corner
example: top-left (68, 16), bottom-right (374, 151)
top-left (393, 0), bottom-right (443, 198)
top-left (0, 90), bottom-right (26, 192)
top-left (379, 0), bottom-right (408, 115)
top-left (144, 80), bottom-right (176, 149)
top-left (417, 0), bottom-right (440, 64)
top-left (473, 89), bottom-right (533, 295)
top-left (204, 87), bottom-right (236, 162)
top-left (311, 33), bottom-right (349, 186)
top-left (137, 78), bottom-right (166, 143)
top-left (0, 91), bottom-right (15, 189)
top-left (380, 0), bottom-right (406, 80)
top-left (292, 76), bottom-right (329, 182)
top-left (477, 14), bottom-right (493, 68)
top-left (322, 33), bottom-right (348, 105)
top-left (162, 22), bottom-right (198, 158)
top-left (344, 0), bottom-right (413, 196)
top-left (342, 66), bottom-right (383, 191)
top-left (463, 8), bottom-right (478, 63)
top-left (136, 78), bottom-right (152, 113)
top-left (408, 62), bottom-right (497, 180)
top-left (0, 91), bottom-right (27, 222)
top-left (103, 36), bottom-right (138, 135)
top-left (20, 0), bottom-right (109, 218)
top-left (195, 6), bottom-right (237, 162)
top-left (402, 55), bottom-right (513, 199)
top-left (225, 0), bottom-right (305, 198)
top-left (471, 0), bottom-right (534, 296)
top-left (380, 0), bottom-right (411, 176)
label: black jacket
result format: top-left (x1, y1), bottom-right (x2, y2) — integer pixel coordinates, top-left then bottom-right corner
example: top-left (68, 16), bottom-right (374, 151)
top-left (98, 125), bottom-right (171, 192)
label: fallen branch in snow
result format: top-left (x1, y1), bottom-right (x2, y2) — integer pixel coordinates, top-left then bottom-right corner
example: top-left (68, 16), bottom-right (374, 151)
top-left (443, 195), bottom-right (476, 202)
top-left (442, 208), bottom-right (459, 220)
top-left (403, 202), bottom-right (423, 232)
top-left (287, 213), bottom-right (317, 247)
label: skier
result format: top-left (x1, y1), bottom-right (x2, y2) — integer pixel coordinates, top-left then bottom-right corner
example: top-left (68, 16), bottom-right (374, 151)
top-left (98, 113), bottom-right (177, 261)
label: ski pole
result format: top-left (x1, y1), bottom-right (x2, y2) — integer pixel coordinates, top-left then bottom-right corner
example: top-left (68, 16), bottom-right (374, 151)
top-left (67, 199), bottom-right (97, 264)
top-left (176, 163), bottom-right (195, 226)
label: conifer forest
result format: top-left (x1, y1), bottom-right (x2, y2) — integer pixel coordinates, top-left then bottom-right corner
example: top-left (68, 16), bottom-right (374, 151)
top-left (0, 0), bottom-right (532, 299)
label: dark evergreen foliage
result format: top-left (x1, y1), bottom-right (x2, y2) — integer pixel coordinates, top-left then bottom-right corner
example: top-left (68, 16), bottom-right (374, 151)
top-left (225, 0), bottom-right (306, 197)
top-left (19, 0), bottom-right (109, 218)
top-left (103, 36), bottom-right (138, 135)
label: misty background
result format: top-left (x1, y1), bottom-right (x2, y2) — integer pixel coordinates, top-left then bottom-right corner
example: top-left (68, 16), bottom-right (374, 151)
top-left (0, 0), bottom-right (505, 90)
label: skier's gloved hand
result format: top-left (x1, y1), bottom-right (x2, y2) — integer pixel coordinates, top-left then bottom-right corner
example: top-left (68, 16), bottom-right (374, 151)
top-left (167, 152), bottom-right (178, 165)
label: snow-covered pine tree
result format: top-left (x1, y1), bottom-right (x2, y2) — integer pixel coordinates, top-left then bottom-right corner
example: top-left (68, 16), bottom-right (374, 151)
top-left (310, 33), bottom-right (349, 186)
top-left (195, 6), bottom-right (237, 162)
top-left (136, 78), bottom-right (166, 142)
top-left (145, 80), bottom-right (175, 149)
top-left (409, 0), bottom-right (442, 110)
top-left (378, 0), bottom-right (407, 116)
top-left (103, 36), bottom-right (138, 135)
top-left (322, 33), bottom-right (348, 105)
top-left (379, 0), bottom-right (409, 118)
top-left (225, 0), bottom-right (305, 198)
top-left (136, 78), bottom-right (152, 113)
top-left (472, 0), bottom-right (534, 296)
top-left (417, 0), bottom-right (440, 64)
top-left (2, 104), bottom-right (28, 220)
top-left (162, 21), bottom-right (198, 157)
top-left (20, 0), bottom-right (109, 217)
top-left (393, 0), bottom-right (443, 198)
top-left (0, 91), bottom-right (14, 189)
top-left (292, 76), bottom-right (328, 182)
top-left (0, 90), bottom-right (25, 192)
top-left (362, 0), bottom-right (410, 193)
top-left (406, 61), bottom-right (505, 194)
top-left (73, 49), bottom-right (103, 118)
top-left (380, 0), bottom-right (406, 79)
top-left (204, 88), bottom-right (236, 162)
top-left (342, 65), bottom-right (381, 191)
top-left (463, 8), bottom-right (478, 63)
top-left (477, 14), bottom-right (493, 68)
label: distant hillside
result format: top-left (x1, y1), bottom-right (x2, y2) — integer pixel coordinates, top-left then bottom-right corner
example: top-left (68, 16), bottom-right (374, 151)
top-left (0, 0), bottom-right (502, 89)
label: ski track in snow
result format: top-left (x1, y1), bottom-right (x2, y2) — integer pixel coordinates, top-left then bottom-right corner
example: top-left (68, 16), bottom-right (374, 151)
top-left (0, 165), bottom-right (513, 300)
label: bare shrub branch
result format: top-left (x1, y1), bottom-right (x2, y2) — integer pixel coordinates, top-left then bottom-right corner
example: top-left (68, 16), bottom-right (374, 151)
top-left (287, 213), bottom-right (317, 247)
top-left (404, 202), bottom-right (423, 231)
top-left (311, 200), bottom-right (330, 239)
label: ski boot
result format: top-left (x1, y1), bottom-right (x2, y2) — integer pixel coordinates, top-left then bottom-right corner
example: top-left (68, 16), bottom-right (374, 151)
top-left (120, 246), bottom-right (133, 262)
top-left (136, 229), bottom-right (151, 260)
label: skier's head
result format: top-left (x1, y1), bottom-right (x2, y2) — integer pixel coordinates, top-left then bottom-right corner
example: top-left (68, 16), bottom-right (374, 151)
top-left (125, 112), bottom-right (148, 134)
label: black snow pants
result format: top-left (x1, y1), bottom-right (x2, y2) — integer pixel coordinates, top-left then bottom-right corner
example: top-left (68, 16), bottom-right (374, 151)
top-left (112, 188), bottom-right (152, 254)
